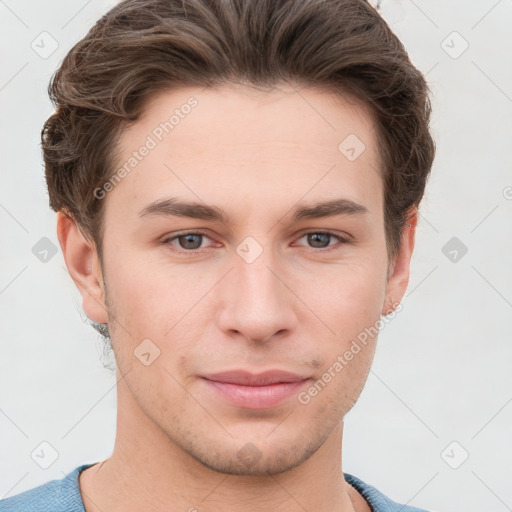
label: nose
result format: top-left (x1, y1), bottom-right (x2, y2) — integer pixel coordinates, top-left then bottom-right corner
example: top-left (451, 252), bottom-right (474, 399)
top-left (216, 246), bottom-right (298, 344)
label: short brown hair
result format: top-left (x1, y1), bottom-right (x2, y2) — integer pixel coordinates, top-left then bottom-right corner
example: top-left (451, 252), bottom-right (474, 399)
top-left (43, 0), bottom-right (435, 324)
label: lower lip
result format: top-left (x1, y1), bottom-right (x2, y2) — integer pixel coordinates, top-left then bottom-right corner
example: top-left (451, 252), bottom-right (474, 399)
top-left (201, 378), bottom-right (310, 409)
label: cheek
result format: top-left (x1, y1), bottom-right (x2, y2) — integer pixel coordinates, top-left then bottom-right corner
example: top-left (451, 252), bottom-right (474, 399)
top-left (107, 256), bottom-right (195, 335)
top-left (293, 258), bottom-right (385, 401)
top-left (105, 255), bottom-right (218, 379)
top-left (342, 271), bottom-right (386, 336)
top-left (298, 303), bottom-right (380, 416)
top-left (297, 259), bottom-right (387, 338)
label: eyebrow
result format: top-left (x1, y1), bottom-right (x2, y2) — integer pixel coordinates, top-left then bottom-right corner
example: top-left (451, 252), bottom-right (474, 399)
top-left (138, 196), bottom-right (368, 223)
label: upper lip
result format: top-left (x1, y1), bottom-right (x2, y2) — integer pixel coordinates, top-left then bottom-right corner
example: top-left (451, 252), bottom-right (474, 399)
top-left (201, 370), bottom-right (310, 386)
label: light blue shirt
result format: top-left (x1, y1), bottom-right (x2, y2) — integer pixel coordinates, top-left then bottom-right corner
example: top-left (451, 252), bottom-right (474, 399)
top-left (0, 463), bottom-right (432, 511)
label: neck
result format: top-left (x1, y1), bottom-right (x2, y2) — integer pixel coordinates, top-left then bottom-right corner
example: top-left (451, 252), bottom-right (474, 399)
top-left (79, 377), bottom-right (361, 512)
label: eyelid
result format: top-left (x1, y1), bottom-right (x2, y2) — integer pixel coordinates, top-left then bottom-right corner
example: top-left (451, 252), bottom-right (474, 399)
top-left (161, 229), bottom-right (216, 246)
top-left (296, 228), bottom-right (352, 240)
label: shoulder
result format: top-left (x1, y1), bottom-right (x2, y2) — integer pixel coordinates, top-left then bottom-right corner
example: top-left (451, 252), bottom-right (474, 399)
top-left (0, 464), bottom-right (94, 512)
top-left (344, 472), bottom-right (436, 512)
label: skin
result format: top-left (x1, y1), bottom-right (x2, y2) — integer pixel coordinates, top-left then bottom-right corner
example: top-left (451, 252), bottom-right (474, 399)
top-left (57, 82), bottom-right (417, 512)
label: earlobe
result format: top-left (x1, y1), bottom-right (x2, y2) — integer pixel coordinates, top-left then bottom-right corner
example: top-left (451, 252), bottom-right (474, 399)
top-left (381, 207), bottom-right (418, 316)
top-left (56, 211), bottom-right (108, 325)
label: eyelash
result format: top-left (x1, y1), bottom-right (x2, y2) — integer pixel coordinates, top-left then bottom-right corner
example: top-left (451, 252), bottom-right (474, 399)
top-left (160, 229), bottom-right (351, 254)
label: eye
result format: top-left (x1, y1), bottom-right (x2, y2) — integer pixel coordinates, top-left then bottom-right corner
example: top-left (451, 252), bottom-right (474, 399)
top-left (295, 230), bottom-right (350, 250)
top-left (161, 231), bottom-right (216, 252)
top-left (161, 229), bottom-right (351, 254)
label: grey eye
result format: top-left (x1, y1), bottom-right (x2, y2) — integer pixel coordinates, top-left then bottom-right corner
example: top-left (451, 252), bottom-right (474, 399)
top-left (305, 233), bottom-right (334, 248)
top-left (177, 234), bottom-right (204, 250)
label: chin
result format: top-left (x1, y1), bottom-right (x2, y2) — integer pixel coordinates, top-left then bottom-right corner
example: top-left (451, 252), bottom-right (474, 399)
top-left (191, 443), bottom-right (317, 476)
top-left (176, 425), bottom-right (324, 477)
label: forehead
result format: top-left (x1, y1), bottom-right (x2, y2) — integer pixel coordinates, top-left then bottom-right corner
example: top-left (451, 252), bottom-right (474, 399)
top-left (106, 83), bottom-right (383, 222)
top-left (131, 82), bottom-right (378, 157)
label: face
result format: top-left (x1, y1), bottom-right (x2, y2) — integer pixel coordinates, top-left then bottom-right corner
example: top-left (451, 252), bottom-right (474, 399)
top-left (77, 83), bottom-right (409, 475)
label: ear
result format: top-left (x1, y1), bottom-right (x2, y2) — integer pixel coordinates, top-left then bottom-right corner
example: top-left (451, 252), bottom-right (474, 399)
top-left (56, 211), bottom-right (108, 324)
top-left (381, 207), bottom-right (418, 316)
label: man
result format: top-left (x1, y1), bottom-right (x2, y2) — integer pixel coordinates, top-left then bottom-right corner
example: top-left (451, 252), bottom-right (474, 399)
top-left (0, 0), bottom-right (436, 510)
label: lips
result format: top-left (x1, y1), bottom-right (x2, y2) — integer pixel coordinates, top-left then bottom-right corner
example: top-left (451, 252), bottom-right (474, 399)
top-left (200, 370), bottom-right (311, 409)
top-left (201, 369), bottom-right (309, 386)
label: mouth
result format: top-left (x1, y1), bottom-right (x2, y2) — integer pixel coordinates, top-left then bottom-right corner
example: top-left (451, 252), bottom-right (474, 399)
top-left (200, 370), bottom-right (311, 409)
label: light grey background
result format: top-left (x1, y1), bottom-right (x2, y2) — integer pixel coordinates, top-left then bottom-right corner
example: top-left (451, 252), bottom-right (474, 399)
top-left (1, 1), bottom-right (511, 511)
